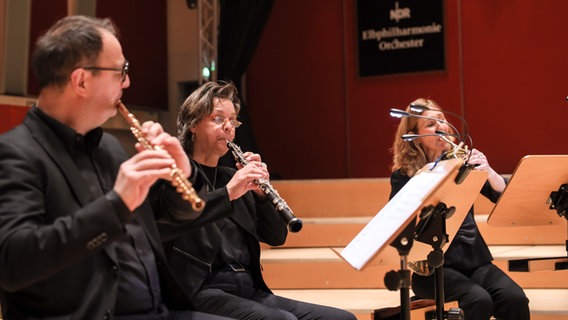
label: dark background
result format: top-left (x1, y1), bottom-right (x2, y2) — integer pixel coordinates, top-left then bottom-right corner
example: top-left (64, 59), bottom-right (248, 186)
top-left (2, 0), bottom-right (567, 179)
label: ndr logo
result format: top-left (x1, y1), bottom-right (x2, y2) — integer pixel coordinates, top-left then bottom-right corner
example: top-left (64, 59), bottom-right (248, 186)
top-left (390, 1), bottom-right (411, 23)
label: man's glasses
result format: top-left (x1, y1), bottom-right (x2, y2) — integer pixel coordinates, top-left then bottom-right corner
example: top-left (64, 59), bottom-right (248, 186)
top-left (209, 115), bottom-right (242, 128)
top-left (80, 60), bottom-right (129, 82)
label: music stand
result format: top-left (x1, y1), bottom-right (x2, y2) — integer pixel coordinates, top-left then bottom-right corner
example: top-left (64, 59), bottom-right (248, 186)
top-left (337, 158), bottom-right (488, 320)
top-left (487, 155), bottom-right (568, 272)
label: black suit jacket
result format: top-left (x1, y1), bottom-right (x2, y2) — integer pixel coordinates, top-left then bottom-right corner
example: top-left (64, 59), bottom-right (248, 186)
top-left (0, 108), bottom-right (204, 319)
top-left (160, 166), bottom-right (288, 300)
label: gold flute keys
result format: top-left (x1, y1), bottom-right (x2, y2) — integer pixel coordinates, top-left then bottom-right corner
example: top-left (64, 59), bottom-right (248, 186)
top-left (117, 101), bottom-right (204, 211)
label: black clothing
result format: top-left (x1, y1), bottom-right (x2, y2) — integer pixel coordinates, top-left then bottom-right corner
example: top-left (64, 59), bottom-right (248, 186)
top-left (161, 164), bottom-right (356, 320)
top-left (38, 107), bottom-right (161, 314)
top-left (0, 107), bottom-right (228, 320)
top-left (195, 163), bottom-right (252, 272)
top-left (161, 165), bottom-right (285, 299)
top-left (411, 263), bottom-right (529, 320)
top-left (390, 168), bottom-right (530, 320)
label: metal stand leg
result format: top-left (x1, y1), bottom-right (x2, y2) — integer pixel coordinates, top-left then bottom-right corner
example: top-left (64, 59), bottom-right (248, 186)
top-left (415, 202), bottom-right (464, 320)
top-left (382, 223), bottom-right (415, 320)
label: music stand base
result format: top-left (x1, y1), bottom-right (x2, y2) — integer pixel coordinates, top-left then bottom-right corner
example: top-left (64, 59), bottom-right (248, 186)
top-left (425, 307), bottom-right (464, 320)
top-left (374, 300), bottom-right (463, 320)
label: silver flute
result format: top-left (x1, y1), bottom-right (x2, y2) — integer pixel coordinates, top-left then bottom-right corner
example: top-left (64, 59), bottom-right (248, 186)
top-left (226, 139), bottom-right (302, 232)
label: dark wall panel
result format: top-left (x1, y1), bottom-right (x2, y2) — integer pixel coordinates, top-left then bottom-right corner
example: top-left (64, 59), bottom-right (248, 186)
top-left (27, 0), bottom-right (67, 96)
top-left (247, 0), bottom-right (568, 179)
top-left (97, 0), bottom-right (168, 110)
top-left (460, 1), bottom-right (568, 174)
top-left (25, 0), bottom-right (168, 111)
top-left (246, 0), bottom-right (348, 179)
top-left (0, 105), bottom-right (30, 134)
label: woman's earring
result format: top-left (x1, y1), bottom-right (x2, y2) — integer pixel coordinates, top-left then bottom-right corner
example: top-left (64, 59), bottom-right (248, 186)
top-left (191, 132), bottom-right (196, 142)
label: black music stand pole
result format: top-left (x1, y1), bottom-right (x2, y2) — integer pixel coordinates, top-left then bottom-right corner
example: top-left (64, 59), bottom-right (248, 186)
top-left (414, 202), bottom-right (464, 320)
top-left (549, 183), bottom-right (568, 269)
top-left (384, 223), bottom-right (416, 320)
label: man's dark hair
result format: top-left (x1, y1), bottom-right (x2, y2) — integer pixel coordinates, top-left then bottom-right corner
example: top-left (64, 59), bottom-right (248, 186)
top-left (31, 15), bottom-right (118, 89)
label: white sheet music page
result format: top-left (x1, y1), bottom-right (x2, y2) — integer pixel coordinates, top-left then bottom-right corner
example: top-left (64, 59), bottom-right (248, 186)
top-left (339, 167), bottom-right (448, 270)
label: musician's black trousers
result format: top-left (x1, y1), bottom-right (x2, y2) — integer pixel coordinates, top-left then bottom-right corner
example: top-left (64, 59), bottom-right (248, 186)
top-left (411, 263), bottom-right (530, 320)
top-left (193, 270), bottom-right (357, 320)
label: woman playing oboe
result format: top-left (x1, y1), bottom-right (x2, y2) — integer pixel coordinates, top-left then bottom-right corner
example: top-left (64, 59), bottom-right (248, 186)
top-left (158, 81), bottom-right (356, 320)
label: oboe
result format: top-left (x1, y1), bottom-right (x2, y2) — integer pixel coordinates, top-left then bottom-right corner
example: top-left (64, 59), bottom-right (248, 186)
top-left (117, 101), bottom-right (204, 211)
top-left (226, 139), bottom-right (302, 233)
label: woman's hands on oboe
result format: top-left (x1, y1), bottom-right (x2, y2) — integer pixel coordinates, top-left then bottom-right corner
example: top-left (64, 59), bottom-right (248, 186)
top-left (227, 152), bottom-right (268, 201)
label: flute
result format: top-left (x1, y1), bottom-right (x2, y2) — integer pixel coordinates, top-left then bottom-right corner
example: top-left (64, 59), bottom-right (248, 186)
top-left (117, 101), bottom-right (204, 211)
top-left (226, 139), bottom-right (303, 233)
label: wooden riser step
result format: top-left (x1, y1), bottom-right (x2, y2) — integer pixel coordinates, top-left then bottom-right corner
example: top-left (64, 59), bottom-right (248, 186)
top-left (265, 179), bottom-right (568, 318)
top-left (271, 179), bottom-right (392, 218)
top-left (276, 216), bottom-right (566, 248)
top-left (271, 288), bottom-right (568, 320)
top-left (261, 246), bottom-right (568, 289)
top-left (270, 179), bottom-right (499, 218)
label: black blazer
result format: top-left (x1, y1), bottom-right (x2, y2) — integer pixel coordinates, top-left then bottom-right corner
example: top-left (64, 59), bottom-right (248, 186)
top-left (160, 166), bottom-right (288, 300)
top-left (0, 108), bottom-right (204, 319)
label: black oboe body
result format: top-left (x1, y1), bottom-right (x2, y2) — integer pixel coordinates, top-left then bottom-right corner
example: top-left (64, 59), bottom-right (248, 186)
top-left (226, 140), bottom-right (302, 232)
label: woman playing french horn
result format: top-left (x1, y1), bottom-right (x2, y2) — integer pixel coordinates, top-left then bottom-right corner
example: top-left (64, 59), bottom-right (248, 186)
top-left (389, 98), bottom-right (530, 320)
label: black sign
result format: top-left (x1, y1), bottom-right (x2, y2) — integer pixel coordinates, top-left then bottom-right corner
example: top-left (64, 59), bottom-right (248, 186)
top-left (357, 0), bottom-right (445, 77)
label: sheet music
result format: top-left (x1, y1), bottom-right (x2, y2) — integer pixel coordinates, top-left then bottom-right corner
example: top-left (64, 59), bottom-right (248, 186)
top-left (339, 169), bottom-right (448, 270)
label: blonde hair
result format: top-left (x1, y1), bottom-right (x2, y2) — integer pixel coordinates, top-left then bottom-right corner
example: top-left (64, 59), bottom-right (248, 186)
top-left (391, 98), bottom-right (443, 177)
